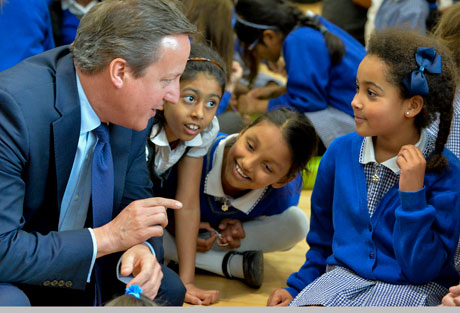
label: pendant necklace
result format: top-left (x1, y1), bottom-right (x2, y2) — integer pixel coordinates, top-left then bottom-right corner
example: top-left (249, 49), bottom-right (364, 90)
top-left (372, 165), bottom-right (380, 183)
top-left (221, 198), bottom-right (229, 211)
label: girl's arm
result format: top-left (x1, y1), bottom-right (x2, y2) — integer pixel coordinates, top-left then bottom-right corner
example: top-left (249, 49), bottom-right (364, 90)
top-left (175, 156), bottom-right (219, 305)
top-left (283, 145), bottom-right (337, 299)
top-left (267, 28), bottom-right (331, 113)
top-left (394, 146), bottom-right (460, 284)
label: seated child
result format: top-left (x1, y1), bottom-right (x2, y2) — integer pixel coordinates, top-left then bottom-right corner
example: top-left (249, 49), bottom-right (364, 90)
top-left (163, 108), bottom-right (318, 289)
top-left (268, 28), bottom-right (460, 307)
top-left (146, 42), bottom-right (225, 305)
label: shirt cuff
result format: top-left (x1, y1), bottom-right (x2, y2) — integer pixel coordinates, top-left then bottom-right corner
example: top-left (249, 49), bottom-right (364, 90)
top-left (87, 228), bottom-right (98, 282)
top-left (116, 241), bottom-right (156, 285)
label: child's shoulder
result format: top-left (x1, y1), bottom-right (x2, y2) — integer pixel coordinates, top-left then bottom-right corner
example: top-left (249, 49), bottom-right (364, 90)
top-left (328, 131), bottom-right (362, 150)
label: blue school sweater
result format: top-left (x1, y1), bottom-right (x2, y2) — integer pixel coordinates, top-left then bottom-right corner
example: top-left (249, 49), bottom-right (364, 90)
top-left (0, 0), bottom-right (55, 72)
top-left (285, 132), bottom-right (460, 298)
top-left (268, 17), bottom-right (366, 116)
top-left (199, 133), bottom-right (302, 228)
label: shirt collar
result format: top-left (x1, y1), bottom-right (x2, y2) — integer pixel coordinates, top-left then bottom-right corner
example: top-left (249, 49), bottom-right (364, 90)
top-left (360, 130), bottom-right (428, 174)
top-left (149, 123), bottom-right (204, 147)
top-left (61, 0), bottom-right (99, 18)
top-left (76, 72), bottom-right (101, 134)
top-left (204, 134), bottom-right (267, 214)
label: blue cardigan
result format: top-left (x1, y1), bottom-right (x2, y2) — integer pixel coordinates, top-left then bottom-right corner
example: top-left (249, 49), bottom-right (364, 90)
top-left (199, 133), bottom-right (302, 228)
top-left (286, 132), bottom-right (460, 298)
top-left (268, 17), bottom-right (365, 116)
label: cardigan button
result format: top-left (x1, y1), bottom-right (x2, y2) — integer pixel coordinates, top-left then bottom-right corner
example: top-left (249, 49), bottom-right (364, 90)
top-left (368, 224), bottom-right (372, 232)
top-left (369, 252), bottom-right (375, 259)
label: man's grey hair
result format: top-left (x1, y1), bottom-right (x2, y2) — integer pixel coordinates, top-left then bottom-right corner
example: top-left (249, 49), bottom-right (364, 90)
top-left (70, 0), bottom-right (196, 77)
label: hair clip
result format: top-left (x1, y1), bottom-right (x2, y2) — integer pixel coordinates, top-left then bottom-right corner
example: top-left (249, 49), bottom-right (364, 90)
top-left (402, 47), bottom-right (442, 96)
top-left (188, 57), bottom-right (224, 72)
top-left (125, 284), bottom-right (142, 299)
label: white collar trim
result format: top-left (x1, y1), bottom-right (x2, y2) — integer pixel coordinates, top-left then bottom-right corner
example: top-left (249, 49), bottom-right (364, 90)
top-left (361, 130), bottom-right (428, 174)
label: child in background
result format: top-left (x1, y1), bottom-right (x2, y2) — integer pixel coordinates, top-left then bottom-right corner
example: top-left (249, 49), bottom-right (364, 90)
top-left (163, 108), bottom-right (317, 290)
top-left (146, 42), bottom-right (224, 305)
top-left (233, 0), bottom-right (366, 149)
top-left (268, 29), bottom-right (460, 307)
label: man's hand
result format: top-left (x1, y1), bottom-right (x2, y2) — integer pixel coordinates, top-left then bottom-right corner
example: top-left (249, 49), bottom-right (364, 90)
top-left (94, 197), bottom-right (182, 257)
top-left (196, 222), bottom-right (218, 252)
top-left (217, 218), bottom-right (245, 249)
top-left (441, 284), bottom-right (460, 306)
top-left (184, 282), bottom-right (219, 305)
top-left (121, 244), bottom-right (163, 300)
top-left (267, 288), bottom-right (293, 306)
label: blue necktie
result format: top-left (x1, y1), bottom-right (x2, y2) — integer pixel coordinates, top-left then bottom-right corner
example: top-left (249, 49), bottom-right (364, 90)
top-left (91, 124), bottom-right (114, 306)
top-left (91, 124), bottom-right (114, 228)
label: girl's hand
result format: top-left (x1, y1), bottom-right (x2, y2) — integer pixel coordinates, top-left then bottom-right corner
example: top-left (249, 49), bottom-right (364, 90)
top-left (184, 282), bottom-right (220, 305)
top-left (218, 218), bottom-right (245, 249)
top-left (267, 288), bottom-right (293, 306)
top-left (196, 222), bottom-right (218, 252)
top-left (396, 145), bottom-right (426, 192)
top-left (441, 284), bottom-right (460, 306)
top-left (237, 94), bottom-right (268, 114)
top-left (226, 61), bottom-right (243, 94)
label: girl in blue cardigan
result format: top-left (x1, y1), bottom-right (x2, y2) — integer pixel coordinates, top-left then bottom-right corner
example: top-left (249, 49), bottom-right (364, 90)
top-left (162, 108), bottom-right (318, 290)
top-left (233, 0), bottom-right (366, 148)
top-left (268, 29), bottom-right (460, 307)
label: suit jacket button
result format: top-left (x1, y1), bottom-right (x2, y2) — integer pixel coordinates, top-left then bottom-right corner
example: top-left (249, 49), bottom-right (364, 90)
top-left (65, 281), bottom-right (73, 288)
top-left (51, 280), bottom-right (58, 286)
top-left (43, 281), bottom-right (50, 286)
top-left (58, 280), bottom-right (65, 287)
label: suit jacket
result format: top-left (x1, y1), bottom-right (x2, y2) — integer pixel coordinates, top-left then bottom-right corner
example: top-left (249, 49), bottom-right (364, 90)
top-left (0, 46), bottom-right (162, 305)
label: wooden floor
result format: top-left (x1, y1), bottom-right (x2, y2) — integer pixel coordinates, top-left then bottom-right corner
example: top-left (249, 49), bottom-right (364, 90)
top-left (188, 190), bottom-right (312, 307)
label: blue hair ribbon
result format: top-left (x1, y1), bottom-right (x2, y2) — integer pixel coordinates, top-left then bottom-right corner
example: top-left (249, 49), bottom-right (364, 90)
top-left (402, 47), bottom-right (442, 96)
top-left (125, 284), bottom-right (142, 299)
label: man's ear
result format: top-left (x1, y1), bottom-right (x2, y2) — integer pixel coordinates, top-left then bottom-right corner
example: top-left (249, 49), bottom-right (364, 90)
top-left (271, 174), bottom-right (296, 189)
top-left (108, 58), bottom-right (129, 89)
top-left (405, 95), bottom-right (424, 118)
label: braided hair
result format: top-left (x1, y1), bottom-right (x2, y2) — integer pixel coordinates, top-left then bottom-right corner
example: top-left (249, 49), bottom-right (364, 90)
top-left (234, 0), bottom-right (344, 83)
top-left (367, 28), bottom-right (457, 173)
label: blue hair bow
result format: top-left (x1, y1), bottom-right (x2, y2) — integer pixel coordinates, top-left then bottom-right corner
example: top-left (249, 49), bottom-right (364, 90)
top-left (125, 284), bottom-right (142, 299)
top-left (402, 47), bottom-right (442, 96)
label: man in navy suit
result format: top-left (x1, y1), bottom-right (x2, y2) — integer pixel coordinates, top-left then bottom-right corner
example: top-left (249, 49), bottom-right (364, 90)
top-left (0, 0), bottom-right (196, 306)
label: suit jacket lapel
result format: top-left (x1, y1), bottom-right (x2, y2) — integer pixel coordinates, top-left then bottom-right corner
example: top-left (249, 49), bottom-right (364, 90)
top-left (52, 54), bottom-right (81, 210)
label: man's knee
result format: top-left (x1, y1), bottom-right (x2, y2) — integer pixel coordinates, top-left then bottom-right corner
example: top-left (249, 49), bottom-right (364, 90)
top-left (154, 265), bottom-right (186, 306)
top-left (0, 283), bottom-right (31, 306)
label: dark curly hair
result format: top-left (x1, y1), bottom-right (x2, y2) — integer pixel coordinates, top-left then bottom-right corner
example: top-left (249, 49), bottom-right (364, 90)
top-left (367, 28), bottom-right (457, 173)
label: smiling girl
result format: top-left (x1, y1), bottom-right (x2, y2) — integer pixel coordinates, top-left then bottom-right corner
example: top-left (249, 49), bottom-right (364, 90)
top-left (162, 108), bottom-right (318, 290)
top-left (146, 42), bottom-right (225, 305)
top-left (268, 28), bottom-right (460, 307)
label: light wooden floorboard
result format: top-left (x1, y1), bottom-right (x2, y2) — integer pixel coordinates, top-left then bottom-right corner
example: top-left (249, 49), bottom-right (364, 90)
top-left (187, 190), bottom-right (312, 307)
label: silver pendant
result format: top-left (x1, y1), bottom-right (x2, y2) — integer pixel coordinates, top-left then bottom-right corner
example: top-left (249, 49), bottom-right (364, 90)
top-left (372, 174), bottom-right (380, 183)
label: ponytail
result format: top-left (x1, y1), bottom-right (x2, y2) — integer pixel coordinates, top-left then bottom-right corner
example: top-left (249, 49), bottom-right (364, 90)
top-left (426, 108), bottom-right (452, 174)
